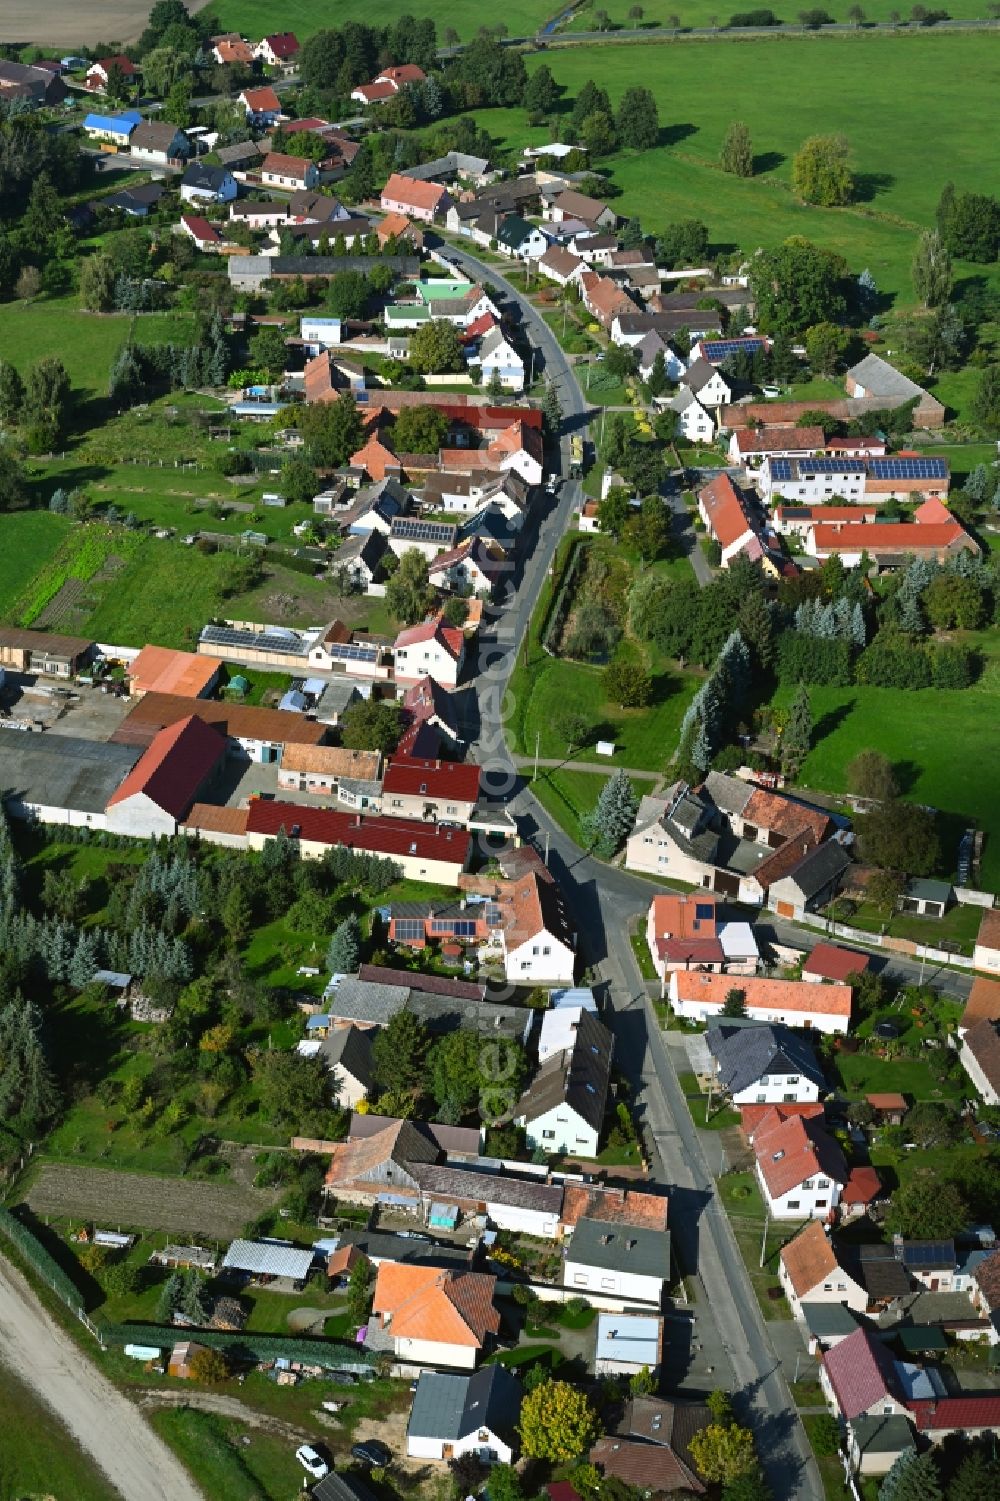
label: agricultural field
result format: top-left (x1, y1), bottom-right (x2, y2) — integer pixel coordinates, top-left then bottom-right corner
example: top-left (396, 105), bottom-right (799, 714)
top-left (23, 1163), bottom-right (278, 1237)
top-left (564, 0), bottom-right (1000, 28)
top-left (209, 0), bottom-right (556, 43)
top-left (0, 1361), bottom-right (113, 1501)
top-left (470, 32), bottom-right (1000, 318)
top-left (0, 510), bottom-right (72, 619)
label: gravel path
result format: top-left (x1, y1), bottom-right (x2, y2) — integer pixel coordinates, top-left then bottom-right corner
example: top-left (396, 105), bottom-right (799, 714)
top-left (0, 1255), bottom-right (204, 1501)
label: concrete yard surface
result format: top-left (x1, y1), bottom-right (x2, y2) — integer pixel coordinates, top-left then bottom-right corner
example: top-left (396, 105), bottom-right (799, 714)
top-left (0, 1254), bottom-right (204, 1501)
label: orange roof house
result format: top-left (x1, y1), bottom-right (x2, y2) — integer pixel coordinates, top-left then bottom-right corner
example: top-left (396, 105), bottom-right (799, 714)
top-left (128, 645), bottom-right (221, 700)
top-left (351, 432), bottom-right (401, 483)
top-left (961, 976), bottom-right (1000, 1036)
top-left (779, 1219), bottom-right (867, 1314)
top-left (370, 1263), bottom-right (500, 1367)
top-left (646, 892), bottom-right (724, 975)
top-left (380, 173), bottom-right (450, 223)
top-left (669, 971), bottom-right (852, 1035)
top-left (377, 210), bottom-right (423, 248)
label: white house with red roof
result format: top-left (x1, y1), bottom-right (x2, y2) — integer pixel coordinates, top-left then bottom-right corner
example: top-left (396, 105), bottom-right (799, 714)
top-left (393, 618), bottom-right (466, 689)
top-left (254, 32), bottom-right (300, 70)
top-left (428, 537), bottom-right (501, 597)
top-left (697, 475), bottom-right (759, 567)
top-left (238, 85), bottom-right (282, 124)
top-left (728, 425), bottom-right (826, 466)
top-left (105, 716), bottom-right (227, 838)
top-left (669, 972), bottom-right (852, 1035)
top-left (179, 215), bottom-right (231, 253)
top-left (85, 55), bottom-right (137, 93)
top-left (750, 1106), bottom-right (847, 1219)
top-left (382, 757), bottom-right (481, 827)
top-left (819, 1326), bottom-right (905, 1421)
top-left (380, 173), bottom-right (451, 224)
top-left (246, 801), bottom-right (471, 885)
top-left (352, 64), bottom-right (426, 106)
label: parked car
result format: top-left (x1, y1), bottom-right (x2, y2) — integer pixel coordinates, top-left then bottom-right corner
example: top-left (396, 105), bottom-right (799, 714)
top-left (296, 1445), bottom-right (330, 1480)
top-left (351, 1440), bottom-right (392, 1468)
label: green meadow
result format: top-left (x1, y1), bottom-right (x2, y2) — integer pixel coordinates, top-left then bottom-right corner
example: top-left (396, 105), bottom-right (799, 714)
top-left (472, 32), bottom-right (1000, 311)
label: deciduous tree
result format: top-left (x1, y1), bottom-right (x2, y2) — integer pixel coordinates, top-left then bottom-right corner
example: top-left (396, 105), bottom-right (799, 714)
top-left (518, 1380), bottom-right (600, 1462)
top-left (689, 1422), bottom-right (758, 1485)
top-left (911, 229), bottom-right (953, 309)
top-left (792, 134), bottom-right (854, 207)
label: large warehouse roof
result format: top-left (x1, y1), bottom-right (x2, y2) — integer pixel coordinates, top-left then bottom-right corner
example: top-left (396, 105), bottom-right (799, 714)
top-left (1, 733), bottom-right (139, 813)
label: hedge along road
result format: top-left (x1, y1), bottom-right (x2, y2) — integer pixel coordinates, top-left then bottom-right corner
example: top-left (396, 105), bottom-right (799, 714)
top-left (0, 1255), bottom-right (205, 1501)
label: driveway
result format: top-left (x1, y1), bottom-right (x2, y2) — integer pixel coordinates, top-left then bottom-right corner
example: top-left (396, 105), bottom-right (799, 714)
top-left (0, 1255), bottom-right (204, 1501)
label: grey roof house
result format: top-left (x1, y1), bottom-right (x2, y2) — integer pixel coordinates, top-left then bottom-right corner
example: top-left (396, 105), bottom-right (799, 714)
top-left (407, 1364), bottom-right (522, 1463)
top-left (705, 1021), bottom-right (825, 1105)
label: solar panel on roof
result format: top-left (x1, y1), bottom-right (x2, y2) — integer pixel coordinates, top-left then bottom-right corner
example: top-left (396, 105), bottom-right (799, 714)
top-left (803, 458), bottom-right (866, 474)
top-left (702, 338), bottom-right (766, 360)
top-left (201, 624), bottom-right (310, 656)
top-left (392, 520), bottom-right (455, 541)
top-left (326, 642), bottom-right (378, 662)
top-left (868, 458), bottom-right (947, 479)
top-left (770, 458), bottom-right (793, 480)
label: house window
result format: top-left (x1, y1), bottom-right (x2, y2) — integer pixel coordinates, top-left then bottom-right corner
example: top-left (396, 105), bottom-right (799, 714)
top-left (816, 1200), bottom-right (827, 1208)
top-left (542, 1130), bottom-right (555, 1140)
top-left (787, 1199), bottom-right (800, 1209)
top-left (756, 1094), bottom-right (766, 1104)
top-left (789, 1076), bottom-right (800, 1085)
top-left (823, 1284), bottom-right (832, 1292)
top-left (573, 1274), bottom-right (587, 1285)
top-left (817, 1180), bottom-right (830, 1189)
top-left (601, 1278), bottom-right (614, 1290)
top-left (761, 1076), bottom-right (769, 1085)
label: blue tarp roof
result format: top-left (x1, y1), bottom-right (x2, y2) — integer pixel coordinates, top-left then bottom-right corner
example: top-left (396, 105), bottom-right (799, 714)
top-left (84, 110), bottom-right (141, 133)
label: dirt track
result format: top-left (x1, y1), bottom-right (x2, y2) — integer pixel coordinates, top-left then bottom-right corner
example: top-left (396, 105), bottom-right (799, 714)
top-left (0, 0), bottom-right (211, 46)
top-left (0, 1254), bottom-right (205, 1501)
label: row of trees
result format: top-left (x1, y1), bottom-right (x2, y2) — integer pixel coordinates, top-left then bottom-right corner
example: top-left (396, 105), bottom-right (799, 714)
top-left (0, 355), bottom-right (72, 456)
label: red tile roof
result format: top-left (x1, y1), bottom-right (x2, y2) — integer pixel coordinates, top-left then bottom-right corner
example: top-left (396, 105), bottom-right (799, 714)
top-left (381, 173), bottom-right (448, 213)
top-left (372, 1264), bottom-right (499, 1346)
top-left (734, 425), bottom-right (825, 453)
top-left (673, 971), bottom-right (853, 1020)
top-left (977, 908), bottom-right (1000, 954)
top-left (382, 757), bottom-right (481, 804)
top-left (355, 80), bottom-right (397, 103)
top-left (180, 215), bottom-right (223, 245)
top-left (241, 85), bottom-right (281, 112)
top-left (841, 1165), bottom-right (883, 1206)
top-left (128, 643), bottom-right (219, 697)
top-left (822, 1327), bottom-right (901, 1420)
top-left (908, 1396), bottom-right (1000, 1432)
top-left (378, 64), bottom-right (426, 85)
top-left (261, 31), bottom-right (299, 57)
top-left (742, 787), bottom-right (830, 844)
top-left (262, 152), bottom-right (314, 181)
top-left (107, 715), bottom-right (226, 820)
top-left (246, 800), bottom-right (471, 866)
top-left (752, 1109), bottom-right (847, 1199)
top-left (394, 618), bottom-right (465, 661)
top-left (802, 943), bottom-right (870, 983)
top-left (961, 976), bottom-right (1000, 1031)
top-left (698, 475), bottom-right (752, 549)
top-left (739, 1102), bottom-right (824, 1135)
top-left (813, 521), bottom-right (970, 553)
top-left (914, 496), bottom-right (952, 524)
top-left (780, 1219), bottom-right (840, 1298)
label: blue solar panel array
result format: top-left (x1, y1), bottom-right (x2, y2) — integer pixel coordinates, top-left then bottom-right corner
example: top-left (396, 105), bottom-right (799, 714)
top-left (797, 458), bottom-right (866, 474)
top-left (700, 338), bottom-right (767, 362)
top-left (868, 457), bottom-right (948, 479)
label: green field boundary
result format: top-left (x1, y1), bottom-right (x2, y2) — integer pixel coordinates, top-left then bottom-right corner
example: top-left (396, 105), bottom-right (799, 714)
top-left (102, 1322), bottom-right (378, 1368)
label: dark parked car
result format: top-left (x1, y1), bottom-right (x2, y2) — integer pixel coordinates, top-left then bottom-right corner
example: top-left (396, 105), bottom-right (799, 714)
top-left (351, 1441), bottom-right (392, 1468)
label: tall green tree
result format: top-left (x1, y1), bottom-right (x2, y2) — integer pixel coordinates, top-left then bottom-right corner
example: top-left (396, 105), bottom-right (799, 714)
top-left (326, 916), bottom-right (361, 975)
top-left (911, 228), bottom-right (953, 309)
top-left (720, 120), bottom-right (753, 177)
top-left (616, 86), bottom-right (659, 149)
top-left (299, 392), bottom-right (364, 467)
top-left (384, 549), bottom-right (436, 625)
top-left (518, 1380), bottom-right (600, 1462)
top-left (371, 1009), bottom-right (430, 1095)
top-left (748, 239), bottom-right (847, 335)
top-left (582, 769), bottom-right (639, 856)
top-left (780, 684), bottom-right (813, 777)
top-left (879, 1451), bottom-right (943, 1501)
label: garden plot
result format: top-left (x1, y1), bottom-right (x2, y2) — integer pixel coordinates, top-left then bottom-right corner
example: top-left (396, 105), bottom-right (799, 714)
top-left (26, 1163), bottom-right (277, 1238)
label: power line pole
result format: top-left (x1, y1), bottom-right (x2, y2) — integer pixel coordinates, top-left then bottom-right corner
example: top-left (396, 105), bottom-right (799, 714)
top-left (759, 1205), bottom-right (770, 1269)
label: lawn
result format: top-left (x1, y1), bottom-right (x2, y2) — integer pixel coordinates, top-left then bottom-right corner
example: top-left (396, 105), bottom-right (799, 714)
top-left (719, 1174), bottom-right (797, 1322)
top-left (838, 897), bottom-right (984, 955)
top-left (0, 1362), bottom-right (113, 1501)
top-left (828, 1050), bottom-right (965, 1103)
top-left (0, 510), bottom-right (72, 617)
top-left (0, 294), bottom-right (199, 397)
top-left (567, 0), bottom-right (1000, 26)
top-left (770, 677), bottom-right (1000, 889)
top-left (508, 33), bottom-right (1000, 316)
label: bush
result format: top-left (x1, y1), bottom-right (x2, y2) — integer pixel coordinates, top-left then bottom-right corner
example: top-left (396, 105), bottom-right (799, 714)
top-left (776, 631), bottom-right (853, 686)
top-left (729, 7), bottom-right (780, 21)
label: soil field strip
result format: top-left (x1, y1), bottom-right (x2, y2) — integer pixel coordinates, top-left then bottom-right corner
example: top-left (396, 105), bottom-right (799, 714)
top-left (25, 1162), bottom-right (277, 1237)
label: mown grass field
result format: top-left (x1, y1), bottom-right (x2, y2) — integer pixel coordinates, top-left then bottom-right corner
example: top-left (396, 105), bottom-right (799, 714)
top-left (770, 656), bottom-right (1000, 887)
top-left (0, 295), bottom-right (198, 397)
top-left (0, 1362), bottom-right (113, 1501)
top-left (567, 0), bottom-right (1000, 28)
top-left (480, 32), bottom-right (1000, 312)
